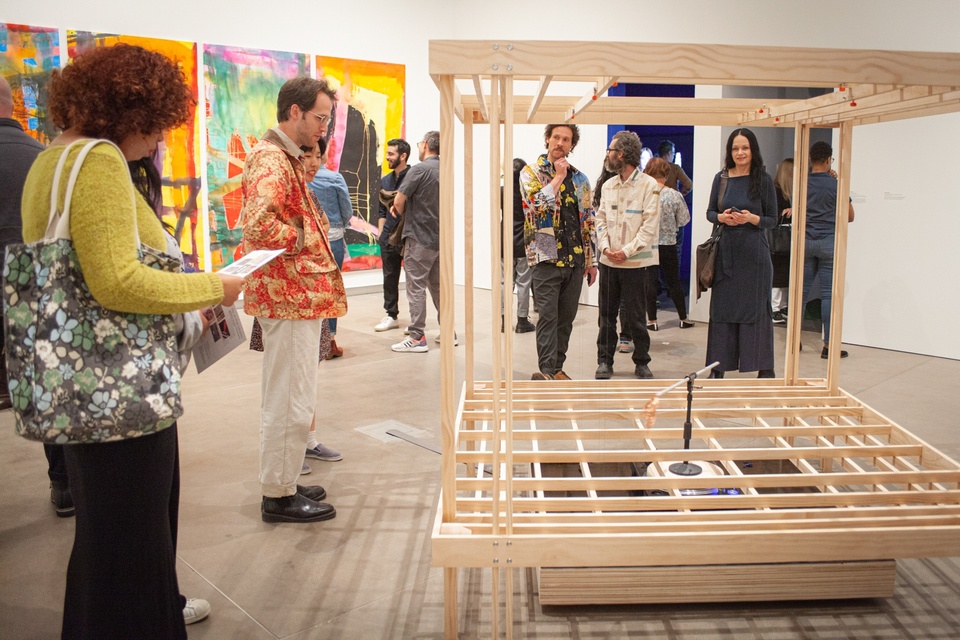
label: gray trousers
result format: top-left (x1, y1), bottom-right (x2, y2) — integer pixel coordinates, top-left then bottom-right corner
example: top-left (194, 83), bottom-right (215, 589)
top-left (500, 257), bottom-right (533, 318)
top-left (403, 237), bottom-right (440, 340)
top-left (531, 262), bottom-right (583, 375)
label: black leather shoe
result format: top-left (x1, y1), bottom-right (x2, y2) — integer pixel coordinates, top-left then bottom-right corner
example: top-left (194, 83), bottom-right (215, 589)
top-left (710, 369), bottom-right (725, 379)
top-left (595, 362), bottom-right (613, 380)
top-left (297, 484), bottom-right (327, 502)
top-left (821, 347), bottom-right (848, 359)
top-left (262, 494), bottom-right (336, 523)
top-left (515, 317), bottom-right (535, 333)
top-left (634, 364), bottom-right (654, 379)
top-left (758, 369), bottom-right (776, 378)
top-left (51, 481), bottom-right (75, 518)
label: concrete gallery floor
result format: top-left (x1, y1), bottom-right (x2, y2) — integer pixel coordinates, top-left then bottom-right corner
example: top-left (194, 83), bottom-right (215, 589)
top-left (1, 287), bottom-right (959, 639)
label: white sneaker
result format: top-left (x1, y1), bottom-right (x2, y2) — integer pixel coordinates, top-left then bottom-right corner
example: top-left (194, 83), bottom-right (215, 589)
top-left (434, 333), bottom-right (459, 346)
top-left (375, 315), bottom-right (399, 331)
top-left (392, 336), bottom-right (429, 353)
top-left (183, 598), bottom-right (210, 625)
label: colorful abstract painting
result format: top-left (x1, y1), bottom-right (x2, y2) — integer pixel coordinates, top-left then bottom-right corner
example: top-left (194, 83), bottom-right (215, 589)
top-left (68, 31), bottom-right (204, 270)
top-left (204, 44), bottom-right (309, 269)
top-left (0, 23), bottom-right (60, 144)
top-left (316, 56), bottom-right (405, 271)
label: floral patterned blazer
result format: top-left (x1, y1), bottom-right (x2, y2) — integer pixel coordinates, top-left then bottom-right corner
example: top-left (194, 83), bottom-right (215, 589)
top-left (240, 128), bottom-right (346, 320)
top-left (518, 154), bottom-right (597, 268)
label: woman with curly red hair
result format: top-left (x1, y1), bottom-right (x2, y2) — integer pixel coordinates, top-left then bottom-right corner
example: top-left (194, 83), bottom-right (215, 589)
top-left (20, 44), bottom-right (243, 640)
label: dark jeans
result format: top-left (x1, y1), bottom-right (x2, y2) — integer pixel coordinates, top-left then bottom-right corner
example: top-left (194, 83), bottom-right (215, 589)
top-left (531, 262), bottom-right (583, 375)
top-left (329, 237), bottom-right (347, 335)
top-left (62, 425), bottom-right (186, 640)
top-left (598, 264), bottom-right (651, 367)
top-left (380, 240), bottom-right (403, 319)
top-left (644, 244), bottom-right (687, 321)
top-left (801, 235), bottom-right (835, 344)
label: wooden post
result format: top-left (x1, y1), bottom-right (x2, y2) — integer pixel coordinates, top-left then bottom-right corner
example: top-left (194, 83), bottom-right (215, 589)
top-left (785, 124), bottom-right (810, 385)
top-left (439, 73), bottom-right (457, 522)
top-left (827, 121), bottom-right (853, 394)
top-left (464, 111), bottom-right (475, 395)
top-left (444, 567), bottom-right (458, 640)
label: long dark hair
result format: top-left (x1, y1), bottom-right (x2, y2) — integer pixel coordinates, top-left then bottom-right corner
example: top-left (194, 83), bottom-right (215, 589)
top-left (128, 153), bottom-right (174, 232)
top-left (592, 167), bottom-right (617, 208)
top-left (724, 128), bottom-right (766, 201)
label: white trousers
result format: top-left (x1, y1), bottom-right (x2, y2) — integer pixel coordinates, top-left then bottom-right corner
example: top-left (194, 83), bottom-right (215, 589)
top-left (258, 317), bottom-right (321, 497)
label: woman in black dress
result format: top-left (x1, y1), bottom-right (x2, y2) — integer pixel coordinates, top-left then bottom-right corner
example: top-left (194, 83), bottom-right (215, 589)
top-left (705, 128), bottom-right (778, 378)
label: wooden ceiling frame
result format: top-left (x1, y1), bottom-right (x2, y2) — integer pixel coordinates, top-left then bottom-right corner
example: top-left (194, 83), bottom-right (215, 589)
top-left (429, 40), bottom-right (960, 639)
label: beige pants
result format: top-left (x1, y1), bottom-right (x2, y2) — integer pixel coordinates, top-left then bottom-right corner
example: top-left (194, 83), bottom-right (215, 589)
top-left (258, 317), bottom-right (321, 497)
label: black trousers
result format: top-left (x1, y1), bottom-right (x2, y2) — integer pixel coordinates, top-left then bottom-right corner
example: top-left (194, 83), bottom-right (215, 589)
top-left (644, 244), bottom-right (688, 321)
top-left (598, 264), bottom-right (651, 367)
top-left (531, 262), bottom-right (583, 375)
top-left (45, 444), bottom-right (68, 484)
top-left (62, 425), bottom-right (186, 640)
top-left (380, 241), bottom-right (403, 319)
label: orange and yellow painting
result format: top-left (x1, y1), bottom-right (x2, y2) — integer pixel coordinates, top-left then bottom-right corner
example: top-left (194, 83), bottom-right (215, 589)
top-left (0, 23), bottom-right (60, 144)
top-left (68, 31), bottom-right (204, 271)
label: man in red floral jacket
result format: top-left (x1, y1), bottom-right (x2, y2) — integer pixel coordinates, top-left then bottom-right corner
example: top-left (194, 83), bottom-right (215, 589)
top-left (241, 77), bottom-right (346, 523)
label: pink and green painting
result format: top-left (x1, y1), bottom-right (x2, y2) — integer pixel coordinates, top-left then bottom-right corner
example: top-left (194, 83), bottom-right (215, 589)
top-left (204, 44), bottom-right (309, 270)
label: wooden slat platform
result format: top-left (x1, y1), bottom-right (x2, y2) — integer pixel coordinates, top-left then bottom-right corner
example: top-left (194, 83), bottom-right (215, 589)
top-left (538, 561), bottom-right (897, 605)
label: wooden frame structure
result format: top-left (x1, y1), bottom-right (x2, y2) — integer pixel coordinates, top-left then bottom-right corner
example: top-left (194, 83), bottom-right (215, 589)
top-left (429, 40), bottom-right (960, 638)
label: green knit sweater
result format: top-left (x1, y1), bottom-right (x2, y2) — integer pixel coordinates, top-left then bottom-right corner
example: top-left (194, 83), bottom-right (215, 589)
top-left (21, 142), bottom-right (223, 315)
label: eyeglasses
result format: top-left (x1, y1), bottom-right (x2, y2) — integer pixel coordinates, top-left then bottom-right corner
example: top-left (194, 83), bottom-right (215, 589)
top-left (305, 110), bottom-right (329, 124)
top-left (606, 147), bottom-right (620, 153)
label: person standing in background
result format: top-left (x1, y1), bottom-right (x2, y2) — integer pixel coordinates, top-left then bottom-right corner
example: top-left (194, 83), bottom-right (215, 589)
top-left (308, 137), bottom-right (353, 357)
top-left (374, 138), bottom-right (410, 332)
top-left (771, 158), bottom-right (794, 324)
top-left (657, 140), bottom-right (693, 196)
top-left (502, 157), bottom-right (536, 333)
top-left (390, 131), bottom-right (445, 353)
top-left (800, 141), bottom-right (855, 359)
top-left (642, 157), bottom-right (694, 331)
top-left (0, 76), bottom-right (75, 518)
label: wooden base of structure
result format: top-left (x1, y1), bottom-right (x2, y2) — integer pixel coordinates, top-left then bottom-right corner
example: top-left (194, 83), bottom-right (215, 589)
top-left (538, 560), bottom-right (897, 605)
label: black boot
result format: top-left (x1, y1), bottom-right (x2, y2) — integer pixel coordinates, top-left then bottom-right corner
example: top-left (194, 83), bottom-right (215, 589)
top-left (51, 481), bottom-right (75, 518)
top-left (758, 369), bottom-right (776, 378)
top-left (515, 317), bottom-right (535, 333)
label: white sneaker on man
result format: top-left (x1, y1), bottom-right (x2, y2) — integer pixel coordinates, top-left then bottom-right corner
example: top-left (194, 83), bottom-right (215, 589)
top-left (392, 336), bottom-right (429, 353)
top-left (375, 315), bottom-right (399, 331)
top-left (183, 598), bottom-right (210, 625)
top-left (434, 333), bottom-right (459, 346)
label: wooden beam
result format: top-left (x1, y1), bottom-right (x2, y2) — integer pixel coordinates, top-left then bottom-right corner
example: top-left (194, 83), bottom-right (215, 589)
top-left (526, 75), bottom-right (552, 123)
top-left (460, 95), bottom-right (793, 126)
top-left (429, 40), bottom-right (960, 88)
top-left (471, 75), bottom-right (488, 123)
top-left (568, 76), bottom-right (618, 122)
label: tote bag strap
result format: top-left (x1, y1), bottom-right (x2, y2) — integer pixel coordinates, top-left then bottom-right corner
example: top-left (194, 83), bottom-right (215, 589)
top-left (44, 139), bottom-right (88, 237)
top-left (47, 139), bottom-right (140, 250)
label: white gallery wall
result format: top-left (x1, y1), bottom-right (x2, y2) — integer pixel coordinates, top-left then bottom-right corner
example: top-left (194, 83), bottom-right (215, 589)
top-left (5, 0), bottom-right (959, 359)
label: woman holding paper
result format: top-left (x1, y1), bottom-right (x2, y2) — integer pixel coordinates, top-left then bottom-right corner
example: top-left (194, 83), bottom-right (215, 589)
top-left (19, 44), bottom-right (242, 639)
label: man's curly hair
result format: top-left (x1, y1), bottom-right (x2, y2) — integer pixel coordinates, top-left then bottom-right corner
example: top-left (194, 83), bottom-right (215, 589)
top-left (48, 44), bottom-right (194, 144)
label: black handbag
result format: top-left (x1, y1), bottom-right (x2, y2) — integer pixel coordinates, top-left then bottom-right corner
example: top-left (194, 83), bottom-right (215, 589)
top-left (768, 215), bottom-right (792, 256)
top-left (696, 225), bottom-right (724, 299)
top-left (695, 170), bottom-right (729, 300)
